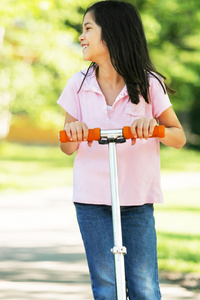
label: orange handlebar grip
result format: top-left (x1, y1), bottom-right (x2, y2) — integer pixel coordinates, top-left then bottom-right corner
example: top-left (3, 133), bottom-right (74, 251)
top-left (123, 125), bottom-right (165, 139)
top-left (151, 125), bottom-right (165, 138)
top-left (59, 130), bottom-right (70, 143)
top-left (87, 128), bottom-right (101, 141)
top-left (59, 128), bottom-right (101, 143)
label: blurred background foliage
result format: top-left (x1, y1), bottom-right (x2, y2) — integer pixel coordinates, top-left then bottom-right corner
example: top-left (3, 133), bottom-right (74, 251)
top-left (0, 0), bottom-right (200, 146)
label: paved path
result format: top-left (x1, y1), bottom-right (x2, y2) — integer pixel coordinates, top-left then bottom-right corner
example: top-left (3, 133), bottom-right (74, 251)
top-left (0, 175), bottom-right (200, 299)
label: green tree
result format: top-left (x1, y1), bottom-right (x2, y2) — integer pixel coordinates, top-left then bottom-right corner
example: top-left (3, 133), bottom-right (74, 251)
top-left (0, 0), bottom-right (88, 130)
top-left (0, 0), bottom-right (200, 146)
top-left (140, 0), bottom-right (200, 144)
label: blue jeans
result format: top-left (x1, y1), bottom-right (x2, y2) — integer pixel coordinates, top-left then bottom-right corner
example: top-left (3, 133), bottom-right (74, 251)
top-left (74, 203), bottom-right (161, 300)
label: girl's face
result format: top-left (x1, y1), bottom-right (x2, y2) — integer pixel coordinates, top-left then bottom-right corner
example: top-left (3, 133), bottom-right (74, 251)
top-left (79, 12), bottom-right (110, 64)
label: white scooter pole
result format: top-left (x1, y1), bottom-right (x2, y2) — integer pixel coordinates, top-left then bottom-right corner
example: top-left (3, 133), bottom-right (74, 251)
top-left (99, 129), bottom-right (127, 300)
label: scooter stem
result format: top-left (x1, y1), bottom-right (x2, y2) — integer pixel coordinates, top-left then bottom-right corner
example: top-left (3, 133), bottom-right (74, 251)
top-left (109, 141), bottom-right (127, 300)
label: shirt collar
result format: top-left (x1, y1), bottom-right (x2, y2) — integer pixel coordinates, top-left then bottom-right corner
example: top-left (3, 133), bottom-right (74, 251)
top-left (81, 67), bottom-right (102, 94)
top-left (81, 67), bottom-right (128, 99)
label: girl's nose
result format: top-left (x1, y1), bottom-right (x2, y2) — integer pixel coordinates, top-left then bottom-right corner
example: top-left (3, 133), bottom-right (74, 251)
top-left (78, 32), bottom-right (84, 42)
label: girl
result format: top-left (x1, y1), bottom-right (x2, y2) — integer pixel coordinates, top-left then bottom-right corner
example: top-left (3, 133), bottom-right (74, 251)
top-left (57, 1), bottom-right (186, 299)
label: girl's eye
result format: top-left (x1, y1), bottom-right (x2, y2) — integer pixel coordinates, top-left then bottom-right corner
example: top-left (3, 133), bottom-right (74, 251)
top-left (86, 27), bottom-right (91, 31)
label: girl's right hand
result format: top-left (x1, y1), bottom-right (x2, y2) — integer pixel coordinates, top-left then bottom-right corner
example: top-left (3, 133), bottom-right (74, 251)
top-left (64, 121), bottom-right (92, 147)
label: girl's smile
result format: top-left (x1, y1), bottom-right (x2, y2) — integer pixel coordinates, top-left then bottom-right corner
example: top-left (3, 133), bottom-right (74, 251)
top-left (82, 44), bottom-right (89, 52)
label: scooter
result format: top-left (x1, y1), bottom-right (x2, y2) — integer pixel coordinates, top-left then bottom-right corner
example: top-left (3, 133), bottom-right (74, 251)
top-left (59, 125), bottom-right (165, 300)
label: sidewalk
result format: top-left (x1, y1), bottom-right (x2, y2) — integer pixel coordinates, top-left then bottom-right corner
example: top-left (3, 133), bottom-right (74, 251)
top-left (0, 186), bottom-right (199, 300)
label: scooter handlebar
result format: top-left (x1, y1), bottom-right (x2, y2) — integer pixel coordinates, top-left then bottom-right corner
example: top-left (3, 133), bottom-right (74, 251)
top-left (59, 125), bottom-right (165, 143)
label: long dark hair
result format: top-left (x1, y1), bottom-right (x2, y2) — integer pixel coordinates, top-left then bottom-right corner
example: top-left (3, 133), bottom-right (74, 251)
top-left (79, 0), bottom-right (175, 104)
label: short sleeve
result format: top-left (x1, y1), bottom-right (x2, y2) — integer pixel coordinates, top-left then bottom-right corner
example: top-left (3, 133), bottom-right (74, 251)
top-left (149, 76), bottom-right (172, 118)
top-left (57, 73), bottom-right (82, 121)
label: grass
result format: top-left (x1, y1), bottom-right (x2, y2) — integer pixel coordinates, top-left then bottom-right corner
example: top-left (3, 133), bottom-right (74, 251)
top-left (155, 186), bottom-right (200, 274)
top-left (160, 145), bottom-right (200, 172)
top-left (0, 141), bottom-right (75, 191)
top-left (0, 141), bottom-right (200, 275)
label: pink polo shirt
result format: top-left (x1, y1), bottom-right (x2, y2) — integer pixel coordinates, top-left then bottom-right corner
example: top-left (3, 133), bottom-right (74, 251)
top-left (57, 68), bottom-right (172, 206)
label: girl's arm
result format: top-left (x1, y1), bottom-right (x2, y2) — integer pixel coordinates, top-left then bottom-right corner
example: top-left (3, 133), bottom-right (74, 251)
top-left (130, 107), bottom-right (186, 149)
top-left (60, 112), bottom-right (89, 155)
top-left (158, 106), bottom-right (186, 149)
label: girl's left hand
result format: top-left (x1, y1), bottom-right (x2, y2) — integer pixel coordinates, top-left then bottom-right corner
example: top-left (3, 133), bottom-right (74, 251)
top-left (130, 118), bottom-right (158, 145)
